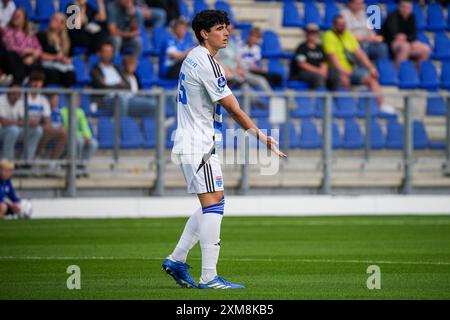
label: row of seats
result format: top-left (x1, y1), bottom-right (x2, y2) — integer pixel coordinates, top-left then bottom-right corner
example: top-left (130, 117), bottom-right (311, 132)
top-left (95, 116), bottom-right (445, 151)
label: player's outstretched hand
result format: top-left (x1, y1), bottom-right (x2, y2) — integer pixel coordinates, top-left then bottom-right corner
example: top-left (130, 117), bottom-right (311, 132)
top-left (266, 136), bottom-right (288, 158)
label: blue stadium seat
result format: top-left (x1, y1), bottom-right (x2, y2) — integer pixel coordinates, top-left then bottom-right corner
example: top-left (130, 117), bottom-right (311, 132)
top-left (419, 60), bottom-right (440, 90)
top-left (282, 0), bottom-right (303, 28)
top-left (332, 122), bottom-right (343, 149)
top-left (73, 55), bottom-right (89, 85)
top-left (178, 0), bottom-right (191, 20)
top-left (441, 61), bottom-right (450, 90)
top-left (427, 3), bottom-right (446, 32)
top-left (136, 57), bottom-right (155, 89)
top-left (377, 59), bottom-right (399, 86)
top-left (426, 92), bottom-right (446, 116)
top-left (286, 80), bottom-right (308, 90)
top-left (215, 0), bottom-right (252, 29)
top-left (369, 119), bottom-right (386, 149)
top-left (13, 0), bottom-right (35, 21)
top-left (343, 119), bottom-right (364, 149)
top-left (193, 0), bottom-right (209, 15)
top-left (357, 95), bottom-right (380, 118)
top-left (291, 95), bottom-right (315, 118)
top-left (304, 2), bottom-right (323, 29)
top-left (262, 30), bottom-right (284, 58)
top-left (280, 121), bottom-right (299, 149)
top-left (386, 3), bottom-right (397, 15)
top-left (323, 2), bottom-right (340, 30)
top-left (250, 101), bottom-right (269, 119)
top-left (166, 123), bottom-right (177, 149)
top-left (448, 4), bottom-right (450, 31)
top-left (413, 120), bottom-right (428, 149)
top-left (140, 27), bottom-right (154, 56)
top-left (413, 3), bottom-right (425, 31)
top-left (432, 32), bottom-right (450, 60)
top-left (143, 117), bottom-right (156, 149)
top-left (152, 26), bottom-right (173, 57)
top-left (268, 58), bottom-right (286, 88)
top-left (120, 117), bottom-right (144, 149)
top-left (80, 94), bottom-right (92, 116)
top-left (35, 0), bottom-right (55, 23)
top-left (385, 119), bottom-right (403, 150)
top-left (416, 32), bottom-right (431, 47)
top-left (334, 91), bottom-right (357, 118)
top-left (59, 0), bottom-right (72, 12)
top-left (398, 61), bottom-right (419, 89)
top-left (98, 117), bottom-right (115, 149)
top-left (314, 89), bottom-right (336, 118)
top-left (298, 119), bottom-right (322, 149)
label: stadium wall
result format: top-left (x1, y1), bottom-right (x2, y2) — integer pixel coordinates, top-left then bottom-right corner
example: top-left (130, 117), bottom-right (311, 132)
top-left (30, 195), bottom-right (450, 218)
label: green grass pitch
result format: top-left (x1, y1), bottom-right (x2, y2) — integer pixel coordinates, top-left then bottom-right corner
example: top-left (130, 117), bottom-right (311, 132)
top-left (0, 215), bottom-right (449, 299)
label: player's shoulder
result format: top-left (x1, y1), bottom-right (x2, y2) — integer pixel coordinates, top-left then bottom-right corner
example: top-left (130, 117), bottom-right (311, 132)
top-left (186, 46), bottom-right (223, 77)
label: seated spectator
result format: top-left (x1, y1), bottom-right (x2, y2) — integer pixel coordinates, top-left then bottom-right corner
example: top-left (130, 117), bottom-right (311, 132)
top-left (239, 27), bottom-right (282, 88)
top-left (0, 84), bottom-right (43, 161)
top-left (25, 71), bottom-right (67, 160)
top-left (382, 0), bottom-right (430, 69)
top-left (341, 0), bottom-right (388, 62)
top-left (218, 24), bottom-right (272, 93)
top-left (1, 8), bottom-right (42, 84)
top-left (37, 13), bottom-right (76, 87)
top-left (66, 0), bottom-right (109, 55)
top-left (107, 0), bottom-right (142, 57)
top-left (144, 0), bottom-right (180, 24)
top-left (289, 23), bottom-right (340, 91)
top-left (135, 0), bottom-right (167, 28)
top-left (0, 0), bottom-right (15, 28)
top-left (0, 160), bottom-right (32, 219)
top-left (90, 41), bottom-right (157, 116)
top-left (323, 15), bottom-right (395, 114)
top-left (162, 18), bottom-right (194, 79)
top-left (60, 99), bottom-right (98, 162)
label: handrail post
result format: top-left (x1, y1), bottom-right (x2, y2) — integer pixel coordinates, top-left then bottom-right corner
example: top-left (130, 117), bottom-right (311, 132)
top-left (401, 95), bottom-right (413, 194)
top-left (65, 90), bottom-right (78, 197)
top-left (238, 88), bottom-right (250, 195)
top-left (113, 94), bottom-right (121, 163)
top-left (154, 90), bottom-right (166, 196)
top-left (321, 93), bottom-right (332, 194)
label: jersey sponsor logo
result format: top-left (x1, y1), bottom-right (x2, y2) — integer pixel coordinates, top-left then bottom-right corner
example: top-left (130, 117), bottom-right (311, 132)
top-left (216, 76), bottom-right (227, 93)
top-left (215, 176), bottom-right (223, 188)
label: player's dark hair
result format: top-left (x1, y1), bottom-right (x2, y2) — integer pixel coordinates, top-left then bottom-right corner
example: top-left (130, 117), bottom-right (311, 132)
top-left (29, 70), bottom-right (46, 82)
top-left (192, 10), bottom-right (230, 44)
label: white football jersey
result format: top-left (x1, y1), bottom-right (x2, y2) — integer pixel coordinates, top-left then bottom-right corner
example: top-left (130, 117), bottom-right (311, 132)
top-left (172, 45), bottom-right (232, 155)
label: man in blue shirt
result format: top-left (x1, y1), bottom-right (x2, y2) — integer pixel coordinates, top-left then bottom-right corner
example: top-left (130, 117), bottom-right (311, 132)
top-left (0, 160), bottom-right (22, 219)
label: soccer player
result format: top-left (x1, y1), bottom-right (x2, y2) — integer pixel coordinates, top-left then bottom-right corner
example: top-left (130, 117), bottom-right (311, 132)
top-left (162, 10), bottom-right (287, 289)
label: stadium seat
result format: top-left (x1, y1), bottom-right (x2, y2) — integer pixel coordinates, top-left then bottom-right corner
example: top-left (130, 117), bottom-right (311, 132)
top-left (334, 91), bottom-right (358, 118)
top-left (140, 27), bottom-right (154, 56)
top-left (314, 90), bottom-right (336, 119)
top-left (385, 119), bottom-right (404, 150)
top-left (413, 120), bottom-right (428, 149)
top-left (398, 61), bottom-right (419, 89)
top-left (332, 122), bottom-right (343, 149)
top-left (136, 57), bottom-right (155, 89)
top-left (343, 119), bottom-right (364, 149)
top-left (215, 0), bottom-right (252, 29)
top-left (441, 61), bottom-right (450, 89)
top-left (262, 30), bottom-right (284, 59)
top-left (35, 0), bottom-right (55, 23)
top-left (97, 117), bottom-right (115, 149)
top-left (73, 55), bottom-right (89, 85)
top-left (417, 32), bottom-right (431, 48)
top-left (298, 119), bottom-right (322, 149)
top-left (13, 0), bottom-right (35, 21)
top-left (419, 61), bottom-right (440, 90)
top-left (59, 0), bottom-right (72, 12)
top-left (193, 0), bottom-right (209, 16)
top-left (166, 123), bottom-right (177, 149)
top-left (282, 0), bottom-right (304, 28)
top-left (152, 26), bottom-right (173, 57)
top-left (143, 117), bottom-right (156, 149)
top-left (323, 2), bottom-right (340, 30)
top-left (178, 0), bottom-right (191, 20)
top-left (304, 2), bottom-right (324, 29)
top-left (426, 3), bottom-right (446, 32)
top-left (291, 95), bottom-right (315, 118)
top-left (80, 94), bottom-right (92, 116)
top-left (250, 99), bottom-right (269, 119)
top-left (369, 119), bottom-right (386, 149)
top-left (426, 92), bottom-right (446, 116)
top-left (377, 59), bottom-right (399, 86)
top-left (267, 59), bottom-right (287, 88)
top-left (413, 3), bottom-right (425, 31)
top-left (432, 32), bottom-right (450, 60)
top-left (357, 96), bottom-right (380, 118)
top-left (279, 121), bottom-right (299, 149)
top-left (120, 117), bottom-right (144, 149)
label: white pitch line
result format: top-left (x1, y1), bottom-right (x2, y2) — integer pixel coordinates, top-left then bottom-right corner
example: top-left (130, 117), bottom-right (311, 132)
top-left (0, 256), bottom-right (449, 266)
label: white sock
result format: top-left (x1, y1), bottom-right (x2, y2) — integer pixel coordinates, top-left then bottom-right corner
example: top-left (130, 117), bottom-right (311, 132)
top-left (199, 203), bottom-right (223, 283)
top-left (171, 207), bottom-right (202, 263)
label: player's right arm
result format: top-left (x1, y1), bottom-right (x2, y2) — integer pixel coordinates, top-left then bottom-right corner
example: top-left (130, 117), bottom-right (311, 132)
top-left (219, 94), bottom-right (287, 158)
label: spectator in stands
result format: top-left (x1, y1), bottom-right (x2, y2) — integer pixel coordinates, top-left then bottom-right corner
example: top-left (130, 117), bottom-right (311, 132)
top-left (0, 160), bottom-right (20, 219)
top-left (91, 41), bottom-right (157, 116)
top-left (341, 0), bottom-right (388, 62)
top-left (66, 0), bottom-right (109, 55)
top-left (218, 24), bottom-right (272, 93)
top-left (239, 27), bottom-right (282, 88)
top-left (381, 0), bottom-right (430, 69)
top-left (26, 71), bottom-right (67, 160)
top-left (1, 8), bottom-right (42, 85)
top-left (323, 15), bottom-right (395, 114)
top-left (135, 0), bottom-right (167, 28)
top-left (289, 23), bottom-right (340, 91)
top-left (144, 0), bottom-right (180, 24)
top-left (163, 18), bottom-right (194, 79)
top-left (0, 0), bottom-right (15, 28)
top-left (37, 13), bottom-right (76, 87)
top-left (107, 0), bottom-right (143, 57)
top-left (0, 84), bottom-right (43, 161)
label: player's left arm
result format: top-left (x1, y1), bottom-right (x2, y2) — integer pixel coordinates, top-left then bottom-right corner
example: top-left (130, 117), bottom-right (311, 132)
top-left (219, 94), bottom-right (287, 158)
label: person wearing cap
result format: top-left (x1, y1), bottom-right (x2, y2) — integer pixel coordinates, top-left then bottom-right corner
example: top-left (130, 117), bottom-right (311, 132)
top-left (289, 23), bottom-right (340, 90)
top-left (162, 18), bottom-right (195, 79)
top-left (0, 159), bottom-right (32, 219)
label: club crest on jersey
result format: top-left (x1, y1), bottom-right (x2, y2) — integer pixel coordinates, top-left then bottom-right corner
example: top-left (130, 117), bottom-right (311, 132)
top-left (216, 76), bottom-right (226, 93)
top-left (215, 176), bottom-right (223, 187)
